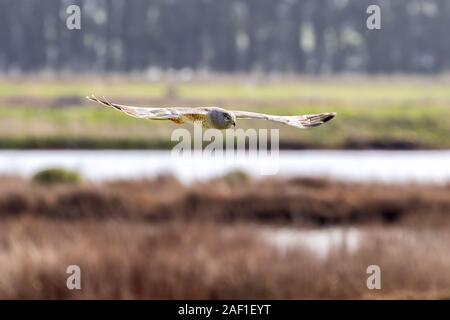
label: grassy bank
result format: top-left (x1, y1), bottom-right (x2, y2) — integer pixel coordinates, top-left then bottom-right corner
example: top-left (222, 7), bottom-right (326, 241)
top-left (0, 103), bottom-right (449, 149)
top-left (0, 76), bottom-right (449, 149)
top-left (2, 76), bottom-right (450, 101)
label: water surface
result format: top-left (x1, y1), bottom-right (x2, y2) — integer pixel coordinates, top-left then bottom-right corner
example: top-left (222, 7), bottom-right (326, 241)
top-left (0, 150), bottom-right (449, 184)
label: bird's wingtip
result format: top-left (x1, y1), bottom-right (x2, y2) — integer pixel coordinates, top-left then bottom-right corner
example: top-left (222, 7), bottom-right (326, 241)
top-left (322, 112), bottom-right (337, 123)
top-left (300, 112), bottom-right (337, 128)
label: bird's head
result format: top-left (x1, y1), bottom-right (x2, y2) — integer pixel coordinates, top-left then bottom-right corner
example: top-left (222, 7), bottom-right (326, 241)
top-left (209, 108), bottom-right (236, 129)
top-left (224, 111), bottom-right (236, 128)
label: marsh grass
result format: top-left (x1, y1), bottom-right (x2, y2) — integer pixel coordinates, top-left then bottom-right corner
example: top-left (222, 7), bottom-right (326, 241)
top-left (0, 175), bottom-right (450, 226)
top-left (0, 175), bottom-right (450, 299)
top-left (0, 218), bottom-right (449, 299)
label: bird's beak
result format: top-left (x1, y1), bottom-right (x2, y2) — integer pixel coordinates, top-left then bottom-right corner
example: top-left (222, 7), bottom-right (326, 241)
top-left (233, 121), bottom-right (236, 127)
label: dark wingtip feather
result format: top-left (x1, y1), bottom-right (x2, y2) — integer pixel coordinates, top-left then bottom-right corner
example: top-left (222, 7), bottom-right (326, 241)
top-left (303, 112), bottom-right (336, 128)
top-left (322, 112), bottom-right (336, 123)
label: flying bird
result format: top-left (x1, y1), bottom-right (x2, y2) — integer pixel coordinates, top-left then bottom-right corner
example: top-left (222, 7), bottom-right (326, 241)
top-left (87, 95), bottom-right (336, 129)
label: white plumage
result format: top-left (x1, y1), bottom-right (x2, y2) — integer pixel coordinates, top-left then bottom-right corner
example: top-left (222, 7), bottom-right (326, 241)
top-left (87, 95), bottom-right (336, 129)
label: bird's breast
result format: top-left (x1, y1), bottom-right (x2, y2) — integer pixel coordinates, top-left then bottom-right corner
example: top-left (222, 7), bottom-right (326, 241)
top-left (182, 114), bottom-right (211, 127)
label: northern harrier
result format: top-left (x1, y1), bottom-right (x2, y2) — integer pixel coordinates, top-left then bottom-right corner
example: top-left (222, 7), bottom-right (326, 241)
top-left (87, 95), bottom-right (336, 129)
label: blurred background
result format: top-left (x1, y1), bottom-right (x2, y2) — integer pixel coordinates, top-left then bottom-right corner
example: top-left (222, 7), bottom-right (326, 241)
top-left (0, 0), bottom-right (450, 299)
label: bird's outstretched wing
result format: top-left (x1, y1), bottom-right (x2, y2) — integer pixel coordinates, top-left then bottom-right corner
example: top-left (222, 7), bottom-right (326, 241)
top-left (86, 95), bottom-right (208, 120)
top-left (232, 110), bottom-right (336, 129)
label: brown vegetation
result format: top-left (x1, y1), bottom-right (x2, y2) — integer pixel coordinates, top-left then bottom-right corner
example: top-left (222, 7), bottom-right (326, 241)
top-left (0, 175), bottom-right (449, 299)
top-left (0, 218), bottom-right (449, 299)
top-left (0, 175), bottom-right (449, 226)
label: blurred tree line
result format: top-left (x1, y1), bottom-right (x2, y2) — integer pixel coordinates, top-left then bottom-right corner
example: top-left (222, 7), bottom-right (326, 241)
top-left (0, 0), bottom-right (449, 74)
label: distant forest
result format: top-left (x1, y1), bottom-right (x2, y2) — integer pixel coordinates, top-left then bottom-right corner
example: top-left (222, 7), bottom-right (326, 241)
top-left (0, 0), bottom-right (449, 74)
